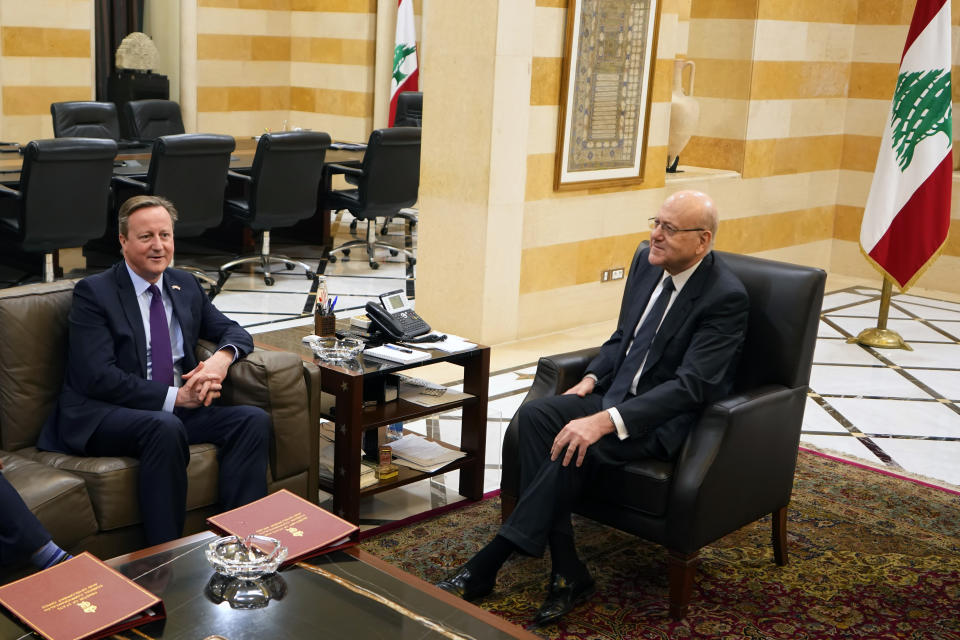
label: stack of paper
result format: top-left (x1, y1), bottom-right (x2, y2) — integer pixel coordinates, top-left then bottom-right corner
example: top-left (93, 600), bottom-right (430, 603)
top-left (398, 380), bottom-right (472, 407)
top-left (386, 434), bottom-right (466, 472)
top-left (365, 344), bottom-right (431, 364)
top-left (319, 442), bottom-right (377, 488)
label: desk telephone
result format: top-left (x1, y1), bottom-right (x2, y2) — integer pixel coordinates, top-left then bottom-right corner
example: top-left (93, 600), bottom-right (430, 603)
top-left (365, 290), bottom-right (431, 341)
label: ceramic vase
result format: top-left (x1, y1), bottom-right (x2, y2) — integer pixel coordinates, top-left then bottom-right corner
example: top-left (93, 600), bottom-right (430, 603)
top-left (667, 59), bottom-right (699, 172)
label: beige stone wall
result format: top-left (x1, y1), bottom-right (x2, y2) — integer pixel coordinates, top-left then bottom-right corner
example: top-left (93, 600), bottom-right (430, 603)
top-left (0, 0), bottom-right (93, 143)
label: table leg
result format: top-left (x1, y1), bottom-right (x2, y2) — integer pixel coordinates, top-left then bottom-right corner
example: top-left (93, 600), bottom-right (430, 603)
top-left (458, 348), bottom-right (490, 501)
top-left (332, 378), bottom-right (364, 523)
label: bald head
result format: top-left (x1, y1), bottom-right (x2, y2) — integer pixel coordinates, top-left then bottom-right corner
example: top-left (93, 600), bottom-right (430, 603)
top-left (648, 190), bottom-right (718, 274)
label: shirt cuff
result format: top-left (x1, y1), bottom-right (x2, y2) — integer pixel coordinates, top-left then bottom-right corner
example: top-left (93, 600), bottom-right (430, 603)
top-left (585, 373), bottom-right (598, 383)
top-left (606, 408), bottom-right (629, 440)
top-left (219, 345), bottom-right (239, 363)
top-left (163, 387), bottom-right (177, 413)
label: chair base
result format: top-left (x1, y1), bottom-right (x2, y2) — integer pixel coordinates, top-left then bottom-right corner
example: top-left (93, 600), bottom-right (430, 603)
top-left (329, 216), bottom-right (415, 270)
top-left (219, 253), bottom-right (315, 286)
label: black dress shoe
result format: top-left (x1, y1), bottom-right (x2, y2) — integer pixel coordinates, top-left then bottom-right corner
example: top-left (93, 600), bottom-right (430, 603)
top-left (532, 570), bottom-right (596, 626)
top-left (435, 566), bottom-right (495, 601)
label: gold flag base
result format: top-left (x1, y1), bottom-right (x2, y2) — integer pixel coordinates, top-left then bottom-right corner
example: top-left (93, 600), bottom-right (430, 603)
top-left (847, 328), bottom-right (913, 351)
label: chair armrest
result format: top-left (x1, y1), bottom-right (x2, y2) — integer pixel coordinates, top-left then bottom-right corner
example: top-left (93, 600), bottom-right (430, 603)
top-left (0, 183), bottom-right (20, 198)
top-left (300, 361), bottom-right (322, 503)
top-left (196, 341), bottom-right (313, 483)
top-left (665, 384), bottom-right (807, 549)
top-left (111, 175), bottom-right (148, 190)
top-left (228, 170), bottom-right (252, 182)
top-left (324, 163), bottom-right (364, 178)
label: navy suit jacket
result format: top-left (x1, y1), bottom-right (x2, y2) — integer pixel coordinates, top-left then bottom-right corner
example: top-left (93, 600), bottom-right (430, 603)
top-left (586, 248), bottom-right (749, 459)
top-left (38, 262), bottom-right (254, 455)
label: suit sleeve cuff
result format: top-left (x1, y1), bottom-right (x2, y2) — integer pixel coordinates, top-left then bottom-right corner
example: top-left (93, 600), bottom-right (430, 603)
top-left (585, 373), bottom-right (598, 383)
top-left (163, 387), bottom-right (177, 413)
top-left (606, 408), bottom-right (629, 440)
top-left (219, 345), bottom-right (239, 363)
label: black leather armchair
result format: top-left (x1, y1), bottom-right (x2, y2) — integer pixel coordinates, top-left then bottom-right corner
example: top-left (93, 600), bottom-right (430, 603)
top-left (50, 101), bottom-right (121, 140)
top-left (0, 138), bottom-right (117, 282)
top-left (112, 133), bottom-right (235, 289)
top-left (125, 99), bottom-right (185, 142)
top-left (394, 91), bottom-right (422, 127)
top-left (325, 127), bottom-right (420, 269)
top-left (500, 247), bottom-right (826, 619)
top-left (218, 131), bottom-right (330, 287)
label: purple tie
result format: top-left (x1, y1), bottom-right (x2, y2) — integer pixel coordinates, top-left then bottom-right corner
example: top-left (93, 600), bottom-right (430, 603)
top-left (148, 284), bottom-right (174, 386)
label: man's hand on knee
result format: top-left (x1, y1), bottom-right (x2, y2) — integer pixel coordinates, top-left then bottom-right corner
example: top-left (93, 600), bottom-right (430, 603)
top-left (550, 412), bottom-right (615, 467)
top-left (175, 372), bottom-right (223, 408)
top-left (182, 351), bottom-right (232, 406)
top-left (562, 376), bottom-right (596, 397)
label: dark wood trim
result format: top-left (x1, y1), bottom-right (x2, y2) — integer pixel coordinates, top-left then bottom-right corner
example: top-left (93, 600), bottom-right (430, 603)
top-left (772, 504), bottom-right (789, 566)
top-left (345, 548), bottom-right (540, 640)
top-left (667, 548), bottom-right (698, 620)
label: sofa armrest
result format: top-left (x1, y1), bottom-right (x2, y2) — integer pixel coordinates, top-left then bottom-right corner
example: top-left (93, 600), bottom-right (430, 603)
top-left (666, 384), bottom-right (807, 549)
top-left (197, 341), bottom-right (312, 483)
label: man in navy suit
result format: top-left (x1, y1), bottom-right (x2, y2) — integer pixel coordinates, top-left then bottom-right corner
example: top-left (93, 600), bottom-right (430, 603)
top-left (438, 190), bottom-right (750, 625)
top-left (38, 195), bottom-right (270, 546)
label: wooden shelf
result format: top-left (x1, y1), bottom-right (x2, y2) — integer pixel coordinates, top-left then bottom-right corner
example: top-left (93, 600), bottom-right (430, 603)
top-left (317, 452), bottom-right (478, 497)
top-left (322, 396), bottom-right (477, 430)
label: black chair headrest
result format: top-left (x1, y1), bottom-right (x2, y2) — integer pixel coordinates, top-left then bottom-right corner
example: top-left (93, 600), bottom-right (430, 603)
top-left (368, 127), bottom-right (421, 147)
top-left (153, 133), bottom-right (236, 156)
top-left (259, 130), bottom-right (331, 152)
top-left (25, 137), bottom-right (118, 161)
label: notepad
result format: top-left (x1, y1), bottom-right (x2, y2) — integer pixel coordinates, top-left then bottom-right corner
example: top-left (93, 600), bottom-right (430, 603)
top-left (364, 344), bottom-right (431, 364)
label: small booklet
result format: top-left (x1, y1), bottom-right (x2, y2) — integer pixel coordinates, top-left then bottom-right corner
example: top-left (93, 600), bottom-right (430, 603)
top-left (0, 553), bottom-right (164, 640)
top-left (364, 344), bottom-right (431, 364)
top-left (207, 489), bottom-right (359, 566)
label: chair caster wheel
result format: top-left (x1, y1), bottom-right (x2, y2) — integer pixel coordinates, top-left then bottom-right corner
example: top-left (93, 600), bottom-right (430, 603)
top-left (407, 257), bottom-right (417, 266)
top-left (381, 225), bottom-right (389, 235)
top-left (342, 249), bottom-right (351, 257)
top-left (370, 261), bottom-right (380, 270)
top-left (285, 263), bottom-right (295, 270)
top-left (264, 276), bottom-right (275, 286)
top-left (350, 220), bottom-right (358, 233)
top-left (305, 271), bottom-right (315, 280)
top-left (389, 249), bottom-right (399, 257)
top-left (328, 255), bottom-right (338, 263)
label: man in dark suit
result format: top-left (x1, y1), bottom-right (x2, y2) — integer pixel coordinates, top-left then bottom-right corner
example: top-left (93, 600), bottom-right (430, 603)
top-left (0, 463), bottom-right (70, 570)
top-left (38, 195), bottom-right (271, 546)
top-left (437, 190), bottom-right (749, 625)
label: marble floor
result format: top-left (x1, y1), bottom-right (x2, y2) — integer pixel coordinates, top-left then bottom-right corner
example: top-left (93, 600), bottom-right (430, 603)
top-left (4, 214), bottom-right (959, 532)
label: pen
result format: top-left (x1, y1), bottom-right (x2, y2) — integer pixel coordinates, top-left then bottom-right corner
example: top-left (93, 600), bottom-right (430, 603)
top-left (384, 344), bottom-right (413, 354)
top-left (330, 296), bottom-right (338, 312)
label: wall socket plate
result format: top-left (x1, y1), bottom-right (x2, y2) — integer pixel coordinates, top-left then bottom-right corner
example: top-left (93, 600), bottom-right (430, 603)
top-left (611, 267), bottom-right (625, 280)
top-left (601, 269), bottom-right (611, 282)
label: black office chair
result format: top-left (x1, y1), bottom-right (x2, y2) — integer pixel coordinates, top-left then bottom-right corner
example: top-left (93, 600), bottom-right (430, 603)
top-left (325, 128), bottom-right (420, 270)
top-left (50, 101), bottom-right (121, 140)
top-left (218, 131), bottom-right (330, 287)
top-left (0, 138), bottom-right (117, 282)
top-left (113, 133), bottom-right (235, 288)
top-left (500, 246), bottom-right (826, 620)
top-left (394, 91), bottom-right (422, 127)
top-left (125, 100), bottom-right (185, 142)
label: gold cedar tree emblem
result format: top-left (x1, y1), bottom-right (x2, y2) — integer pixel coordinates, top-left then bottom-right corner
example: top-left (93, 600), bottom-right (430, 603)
top-left (78, 601), bottom-right (97, 614)
top-left (286, 527), bottom-right (304, 537)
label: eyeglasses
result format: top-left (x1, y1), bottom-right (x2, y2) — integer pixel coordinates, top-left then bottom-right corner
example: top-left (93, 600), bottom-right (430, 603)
top-left (648, 217), bottom-right (706, 237)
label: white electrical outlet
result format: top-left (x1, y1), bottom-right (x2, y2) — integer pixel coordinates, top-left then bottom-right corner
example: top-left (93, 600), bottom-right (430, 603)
top-left (601, 270), bottom-right (611, 282)
top-left (611, 268), bottom-right (625, 280)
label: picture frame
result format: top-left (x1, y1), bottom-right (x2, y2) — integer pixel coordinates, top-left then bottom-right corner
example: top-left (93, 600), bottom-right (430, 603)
top-left (554, 0), bottom-right (662, 191)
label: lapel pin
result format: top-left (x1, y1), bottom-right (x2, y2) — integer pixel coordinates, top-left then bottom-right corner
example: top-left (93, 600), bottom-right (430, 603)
top-left (172, 285), bottom-right (181, 291)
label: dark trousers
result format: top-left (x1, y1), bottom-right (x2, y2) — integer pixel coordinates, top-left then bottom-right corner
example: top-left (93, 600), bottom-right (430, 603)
top-left (0, 473), bottom-right (51, 566)
top-left (86, 404), bottom-right (271, 545)
top-left (499, 393), bottom-right (661, 557)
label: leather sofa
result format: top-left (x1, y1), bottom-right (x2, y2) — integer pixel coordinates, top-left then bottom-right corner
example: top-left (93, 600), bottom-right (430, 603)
top-left (0, 279), bottom-right (320, 574)
top-left (500, 248), bottom-right (826, 618)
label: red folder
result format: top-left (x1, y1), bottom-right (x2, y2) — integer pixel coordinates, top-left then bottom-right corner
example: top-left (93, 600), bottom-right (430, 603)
top-left (0, 552), bottom-right (164, 640)
top-left (206, 489), bottom-right (359, 566)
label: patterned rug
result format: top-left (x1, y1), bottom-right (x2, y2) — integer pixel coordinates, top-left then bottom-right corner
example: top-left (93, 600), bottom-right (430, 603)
top-left (360, 450), bottom-right (960, 639)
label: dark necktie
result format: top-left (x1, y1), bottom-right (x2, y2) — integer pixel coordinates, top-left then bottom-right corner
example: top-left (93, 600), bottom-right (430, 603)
top-left (602, 276), bottom-right (675, 409)
top-left (148, 284), bottom-right (174, 386)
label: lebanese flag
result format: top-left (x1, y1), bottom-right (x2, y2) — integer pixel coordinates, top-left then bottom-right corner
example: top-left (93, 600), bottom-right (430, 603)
top-left (860, 0), bottom-right (952, 291)
top-left (388, 0), bottom-right (418, 126)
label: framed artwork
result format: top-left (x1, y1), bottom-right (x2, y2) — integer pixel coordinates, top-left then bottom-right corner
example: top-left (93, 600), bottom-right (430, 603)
top-left (554, 0), bottom-right (662, 191)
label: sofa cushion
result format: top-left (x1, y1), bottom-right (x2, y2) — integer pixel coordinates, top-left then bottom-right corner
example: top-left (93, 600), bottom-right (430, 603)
top-left (25, 443), bottom-right (219, 531)
top-left (583, 458), bottom-right (675, 517)
top-left (0, 449), bottom-right (97, 549)
top-left (0, 280), bottom-right (75, 451)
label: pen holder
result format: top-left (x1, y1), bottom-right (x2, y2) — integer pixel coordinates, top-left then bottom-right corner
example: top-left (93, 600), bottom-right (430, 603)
top-left (315, 313), bottom-right (336, 337)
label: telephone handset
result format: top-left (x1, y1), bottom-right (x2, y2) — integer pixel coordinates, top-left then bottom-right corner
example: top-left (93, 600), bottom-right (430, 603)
top-left (365, 290), bottom-right (431, 341)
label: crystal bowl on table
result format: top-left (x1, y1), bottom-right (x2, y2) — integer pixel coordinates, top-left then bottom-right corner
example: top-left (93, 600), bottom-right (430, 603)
top-left (205, 534), bottom-right (288, 579)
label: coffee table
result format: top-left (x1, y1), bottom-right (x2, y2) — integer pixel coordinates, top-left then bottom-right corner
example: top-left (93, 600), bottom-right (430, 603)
top-left (0, 532), bottom-right (537, 639)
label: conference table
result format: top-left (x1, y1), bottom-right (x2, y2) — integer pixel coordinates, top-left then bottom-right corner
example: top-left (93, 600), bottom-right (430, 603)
top-left (0, 137), bottom-right (363, 249)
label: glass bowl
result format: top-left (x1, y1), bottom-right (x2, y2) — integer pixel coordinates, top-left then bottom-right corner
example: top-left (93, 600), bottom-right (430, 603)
top-left (306, 336), bottom-right (364, 363)
top-left (205, 535), bottom-right (288, 579)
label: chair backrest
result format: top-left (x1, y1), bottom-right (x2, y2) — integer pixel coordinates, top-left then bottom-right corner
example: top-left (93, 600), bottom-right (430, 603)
top-left (716, 250), bottom-right (825, 392)
top-left (394, 91), bottom-right (423, 127)
top-left (355, 127), bottom-right (421, 217)
top-left (17, 138), bottom-right (118, 253)
top-left (50, 101), bottom-right (121, 140)
top-left (125, 99), bottom-right (185, 141)
top-left (145, 133), bottom-right (236, 237)
top-left (245, 131), bottom-right (331, 229)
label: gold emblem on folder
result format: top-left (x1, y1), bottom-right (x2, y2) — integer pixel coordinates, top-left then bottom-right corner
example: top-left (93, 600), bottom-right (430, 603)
top-left (286, 527), bottom-right (304, 537)
top-left (78, 601), bottom-right (97, 614)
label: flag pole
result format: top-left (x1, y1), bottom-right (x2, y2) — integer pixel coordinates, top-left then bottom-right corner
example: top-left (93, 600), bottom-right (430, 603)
top-left (849, 277), bottom-right (912, 350)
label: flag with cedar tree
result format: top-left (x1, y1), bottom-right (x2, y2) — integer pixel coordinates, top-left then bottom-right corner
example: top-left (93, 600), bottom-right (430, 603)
top-left (389, 0), bottom-right (419, 126)
top-left (860, 0), bottom-right (953, 290)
